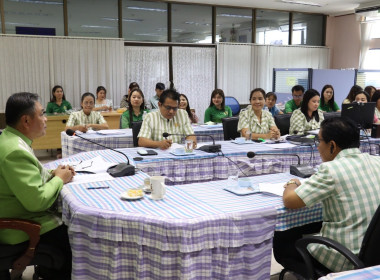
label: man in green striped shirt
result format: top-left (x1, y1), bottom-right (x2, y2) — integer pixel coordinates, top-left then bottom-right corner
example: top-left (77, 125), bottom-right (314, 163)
top-left (274, 117), bottom-right (380, 275)
top-left (138, 89), bottom-right (196, 150)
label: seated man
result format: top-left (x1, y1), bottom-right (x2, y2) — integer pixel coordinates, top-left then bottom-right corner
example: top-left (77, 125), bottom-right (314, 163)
top-left (138, 88), bottom-right (197, 150)
top-left (285, 85), bottom-right (305, 113)
top-left (274, 117), bottom-right (380, 276)
top-left (149, 82), bottom-right (165, 110)
top-left (0, 92), bottom-right (75, 279)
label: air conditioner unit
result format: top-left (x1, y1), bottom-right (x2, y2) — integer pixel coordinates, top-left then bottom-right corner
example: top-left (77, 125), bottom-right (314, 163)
top-left (355, 1), bottom-right (380, 13)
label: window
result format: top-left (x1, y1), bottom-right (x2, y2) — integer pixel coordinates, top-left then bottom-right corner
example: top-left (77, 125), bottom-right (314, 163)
top-left (255, 10), bottom-right (289, 45)
top-left (123, 0), bottom-right (167, 42)
top-left (171, 4), bottom-right (212, 43)
top-left (292, 13), bottom-right (324, 46)
top-left (370, 21), bottom-right (380, 39)
top-left (3, 0), bottom-right (64, 35)
top-left (216, 7), bottom-right (252, 43)
top-left (68, 0), bottom-right (118, 38)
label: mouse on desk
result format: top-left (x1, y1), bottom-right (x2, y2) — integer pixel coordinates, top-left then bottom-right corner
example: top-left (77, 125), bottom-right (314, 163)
top-left (137, 149), bottom-right (148, 155)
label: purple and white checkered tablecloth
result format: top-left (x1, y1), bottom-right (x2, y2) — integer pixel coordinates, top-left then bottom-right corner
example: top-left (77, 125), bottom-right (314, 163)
top-left (45, 149), bottom-right (323, 280)
top-left (61, 125), bottom-right (224, 157)
top-left (318, 265), bottom-right (380, 280)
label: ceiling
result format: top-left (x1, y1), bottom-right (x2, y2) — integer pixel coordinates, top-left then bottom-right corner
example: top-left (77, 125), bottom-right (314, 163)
top-left (169, 0), bottom-right (378, 16)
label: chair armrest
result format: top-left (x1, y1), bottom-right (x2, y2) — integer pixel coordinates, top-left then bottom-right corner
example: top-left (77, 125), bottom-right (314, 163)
top-left (295, 236), bottom-right (365, 280)
top-left (0, 218), bottom-right (41, 277)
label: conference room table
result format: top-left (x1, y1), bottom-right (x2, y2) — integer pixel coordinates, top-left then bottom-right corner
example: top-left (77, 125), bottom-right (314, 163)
top-left (45, 149), bottom-right (322, 280)
top-left (318, 265), bottom-right (380, 280)
top-left (61, 124), bottom-right (224, 158)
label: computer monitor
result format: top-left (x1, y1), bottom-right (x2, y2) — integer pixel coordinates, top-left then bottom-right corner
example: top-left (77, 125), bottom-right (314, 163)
top-left (341, 102), bottom-right (376, 129)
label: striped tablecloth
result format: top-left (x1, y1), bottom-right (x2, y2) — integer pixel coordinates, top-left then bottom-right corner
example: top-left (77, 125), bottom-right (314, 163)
top-left (318, 265), bottom-right (380, 280)
top-left (46, 151), bottom-right (322, 280)
top-left (61, 125), bottom-right (224, 157)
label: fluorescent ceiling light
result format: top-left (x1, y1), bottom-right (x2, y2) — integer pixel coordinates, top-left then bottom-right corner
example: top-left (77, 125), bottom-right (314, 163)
top-left (184, 21), bottom-right (212, 26)
top-left (81, 25), bottom-right (116, 29)
top-left (102, 17), bottom-right (143, 22)
top-left (8, 0), bottom-right (62, 4)
top-left (217, 13), bottom-right (252, 19)
top-left (5, 22), bottom-right (35, 26)
top-left (280, 0), bottom-right (322, 7)
top-left (134, 33), bottom-right (163, 37)
top-left (127, 6), bottom-right (166, 12)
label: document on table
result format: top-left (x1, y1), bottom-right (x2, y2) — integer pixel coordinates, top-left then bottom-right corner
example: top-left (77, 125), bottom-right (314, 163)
top-left (62, 156), bottom-right (118, 173)
top-left (96, 129), bottom-right (128, 135)
top-left (67, 172), bottom-right (115, 185)
top-left (259, 179), bottom-right (307, 196)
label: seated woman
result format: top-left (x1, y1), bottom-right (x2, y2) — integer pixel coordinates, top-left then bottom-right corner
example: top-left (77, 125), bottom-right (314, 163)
top-left (365, 85), bottom-right (376, 99)
top-left (371, 90), bottom-right (380, 120)
top-left (179, 93), bottom-right (198, 124)
top-left (354, 90), bottom-right (380, 123)
top-left (46, 85), bottom-right (72, 114)
top-left (342, 85), bottom-right (362, 104)
top-left (120, 82), bottom-right (140, 108)
top-left (238, 88), bottom-right (280, 140)
top-left (204, 89), bottom-right (232, 123)
top-left (120, 88), bottom-right (149, 128)
top-left (66, 92), bottom-right (109, 132)
top-left (93, 86), bottom-right (113, 111)
top-left (265, 92), bottom-right (283, 117)
top-left (289, 89), bottom-right (324, 135)
top-left (319, 84), bottom-right (340, 112)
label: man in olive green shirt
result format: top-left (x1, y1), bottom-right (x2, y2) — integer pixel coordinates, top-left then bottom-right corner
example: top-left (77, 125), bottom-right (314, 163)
top-left (284, 85), bottom-right (304, 113)
top-left (0, 92), bottom-right (74, 279)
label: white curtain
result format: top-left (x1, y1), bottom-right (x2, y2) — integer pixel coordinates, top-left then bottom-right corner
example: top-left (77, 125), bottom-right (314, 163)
top-left (125, 46), bottom-right (169, 107)
top-left (359, 22), bottom-right (373, 69)
top-left (217, 43), bottom-right (330, 103)
top-left (172, 47), bottom-right (215, 123)
top-left (0, 35), bottom-right (125, 111)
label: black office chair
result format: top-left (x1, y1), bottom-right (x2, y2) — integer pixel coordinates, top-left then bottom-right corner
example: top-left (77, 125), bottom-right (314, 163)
top-left (131, 121), bottom-right (143, 147)
top-left (221, 117), bottom-right (240, 140)
top-left (323, 111), bottom-right (341, 120)
top-left (274, 114), bottom-right (292, 136)
top-left (0, 218), bottom-right (64, 280)
top-left (225, 96), bottom-right (240, 116)
top-left (279, 204), bottom-right (380, 280)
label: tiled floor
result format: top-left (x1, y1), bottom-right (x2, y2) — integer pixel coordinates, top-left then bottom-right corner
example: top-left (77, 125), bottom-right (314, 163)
top-left (22, 150), bottom-right (297, 280)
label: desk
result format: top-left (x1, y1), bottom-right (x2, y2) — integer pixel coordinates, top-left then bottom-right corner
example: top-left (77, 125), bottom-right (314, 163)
top-left (32, 112), bottom-right (122, 150)
top-left (318, 265), bottom-right (380, 280)
top-left (45, 151), bottom-right (321, 280)
top-left (61, 125), bottom-right (224, 157)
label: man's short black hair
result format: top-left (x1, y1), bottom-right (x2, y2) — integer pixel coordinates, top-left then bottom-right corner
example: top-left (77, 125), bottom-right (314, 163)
top-left (320, 117), bottom-right (360, 149)
top-left (292, 85), bottom-right (305, 94)
top-left (156, 82), bottom-right (165, 90)
top-left (159, 88), bottom-right (180, 104)
top-left (5, 92), bottom-right (39, 127)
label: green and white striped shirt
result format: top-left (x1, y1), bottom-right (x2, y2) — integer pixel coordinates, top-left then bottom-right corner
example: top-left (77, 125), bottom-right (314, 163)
top-left (66, 110), bottom-right (107, 127)
top-left (138, 109), bottom-right (194, 144)
top-left (289, 108), bottom-right (324, 135)
top-left (237, 109), bottom-right (276, 134)
top-left (295, 148), bottom-right (380, 272)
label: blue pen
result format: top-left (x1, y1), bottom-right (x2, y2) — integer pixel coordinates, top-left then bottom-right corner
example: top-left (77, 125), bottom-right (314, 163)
top-left (87, 186), bottom-right (110, 190)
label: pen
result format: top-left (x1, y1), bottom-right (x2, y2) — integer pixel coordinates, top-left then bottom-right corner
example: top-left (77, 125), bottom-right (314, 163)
top-left (87, 186), bottom-right (110, 190)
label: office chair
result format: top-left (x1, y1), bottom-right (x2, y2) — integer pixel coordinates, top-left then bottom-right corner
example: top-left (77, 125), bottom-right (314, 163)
top-left (274, 114), bottom-right (292, 136)
top-left (0, 218), bottom-right (64, 280)
top-left (225, 96), bottom-right (240, 116)
top-left (221, 117), bottom-right (240, 140)
top-left (323, 111), bottom-right (341, 120)
top-left (131, 121), bottom-right (143, 147)
top-left (279, 204), bottom-right (380, 280)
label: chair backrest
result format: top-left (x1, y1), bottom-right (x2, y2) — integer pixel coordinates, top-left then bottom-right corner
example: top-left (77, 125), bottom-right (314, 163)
top-left (221, 117), bottom-right (240, 140)
top-left (225, 96), bottom-right (240, 116)
top-left (358, 204), bottom-right (380, 267)
top-left (131, 121), bottom-right (143, 147)
top-left (323, 111), bottom-right (341, 120)
top-left (274, 114), bottom-right (292, 136)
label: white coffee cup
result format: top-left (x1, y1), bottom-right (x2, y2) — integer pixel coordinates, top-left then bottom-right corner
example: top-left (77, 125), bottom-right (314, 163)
top-left (150, 176), bottom-right (166, 200)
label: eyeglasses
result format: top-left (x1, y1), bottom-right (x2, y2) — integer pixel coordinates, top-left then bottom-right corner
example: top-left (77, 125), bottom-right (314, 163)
top-left (162, 105), bottom-right (178, 112)
top-left (293, 95), bottom-right (303, 99)
top-left (314, 137), bottom-right (324, 147)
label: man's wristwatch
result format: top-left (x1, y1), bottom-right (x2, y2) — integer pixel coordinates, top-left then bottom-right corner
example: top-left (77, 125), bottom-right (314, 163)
top-left (286, 180), bottom-right (300, 186)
